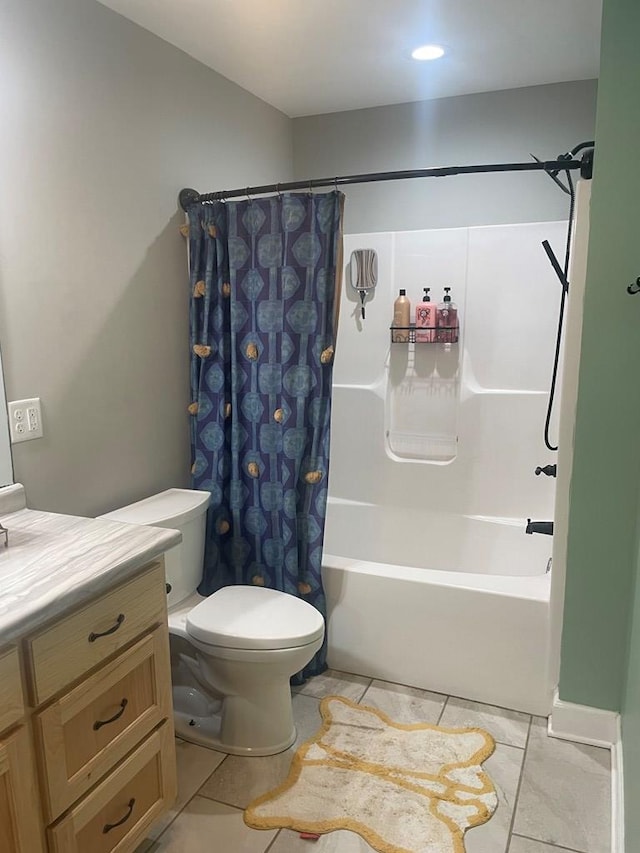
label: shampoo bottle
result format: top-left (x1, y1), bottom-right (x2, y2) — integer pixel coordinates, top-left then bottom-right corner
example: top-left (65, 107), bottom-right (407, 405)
top-left (392, 289), bottom-right (411, 342)
top-left (415, 287), bottom-right (436, 343)
top-left (436, 287), bottom-right (459, 344)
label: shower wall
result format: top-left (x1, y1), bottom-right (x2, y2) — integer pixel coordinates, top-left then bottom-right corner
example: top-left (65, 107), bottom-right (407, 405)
top-left (325, 221), bottom-right (567, 571)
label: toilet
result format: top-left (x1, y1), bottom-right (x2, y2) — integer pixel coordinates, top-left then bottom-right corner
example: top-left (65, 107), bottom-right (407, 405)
top-left (99, 489), bottom-right (325, 756)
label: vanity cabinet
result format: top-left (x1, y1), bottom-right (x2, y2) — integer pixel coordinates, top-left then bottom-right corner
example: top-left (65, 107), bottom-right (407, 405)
top-left (35, 626), bottom-right (172, 821)
top-left (0, 725), bottom-right (46, 852)
top-left (0, 647), bottom-right (45, 852)
top-left (27, 565), bottom-right (168, 707)
top-left (47, 723), bottom-right (175, 853)
top-left (0, 647), bottom-right (24, 732)
top-left (0, 558), bottom-right (176, 853)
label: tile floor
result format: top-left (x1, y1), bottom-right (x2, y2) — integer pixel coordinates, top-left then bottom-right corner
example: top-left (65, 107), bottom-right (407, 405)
top-left (135, 670), bottom-right (611, 853)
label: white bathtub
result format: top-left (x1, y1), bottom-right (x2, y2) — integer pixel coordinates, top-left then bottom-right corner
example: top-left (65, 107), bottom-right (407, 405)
top-left (322, 500), bottom-right (552, 715)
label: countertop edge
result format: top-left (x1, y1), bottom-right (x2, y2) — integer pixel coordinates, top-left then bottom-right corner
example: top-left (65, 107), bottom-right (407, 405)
top-left (0, 529), bottom-right (180, 645)
top-left (0, 502), bottom-right (181, 645)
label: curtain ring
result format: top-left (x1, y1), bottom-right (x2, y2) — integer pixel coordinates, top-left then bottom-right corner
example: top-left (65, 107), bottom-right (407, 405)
top-left (308, 180), bottom-right (313, 197)
top-left (334, 176), bottom-right (338, 193)
top-left (246, 187), bottom-right (253, 204)
top-left (276, 183), bottom-right (282, 199)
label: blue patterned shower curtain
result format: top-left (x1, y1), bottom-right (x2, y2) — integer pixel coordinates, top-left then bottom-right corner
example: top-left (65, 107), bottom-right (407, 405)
top-left (187, 191), bottom-right (344, 678)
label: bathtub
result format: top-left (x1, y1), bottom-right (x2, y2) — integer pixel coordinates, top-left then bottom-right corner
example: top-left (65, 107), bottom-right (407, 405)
top-left (322, 499), bottom-right (552, 716)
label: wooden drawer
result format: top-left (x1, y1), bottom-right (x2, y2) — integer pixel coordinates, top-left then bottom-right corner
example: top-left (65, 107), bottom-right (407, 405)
top-left (27, 562), bottom-right (166, 705)
top-left (48, 721), bottom-right (176, 853)
top-left (35, 627), bottom-right (172, 821)
top-left (0, 647), bottom-right (24, 732)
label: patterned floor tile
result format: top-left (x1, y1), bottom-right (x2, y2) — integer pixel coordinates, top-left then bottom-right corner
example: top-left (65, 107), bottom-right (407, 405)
top-left (293, 669), bottom-right (371, 702)
top-left (150, 797), bottom-right (276, 852)
top-left (146, 738), bottom-right (227, 840)
top-left (138, 680), bottom-right (613, 853)
top-left (509, 835), bottom-right (583, 852)
top-left (513, 718), bottom-right (611, 852)
top-left (439, 697), bottom-right (531, 748)
top-left (294, 669), bottom-right (371, 702)
top-left (359, 679), bottom-right (446, 724)
top-left (465, 743), bottom-right (525, 853)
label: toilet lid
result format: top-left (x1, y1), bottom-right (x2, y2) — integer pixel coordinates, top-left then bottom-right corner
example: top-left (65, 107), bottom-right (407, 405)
top-left (186, 585), bottom-right (325, 650)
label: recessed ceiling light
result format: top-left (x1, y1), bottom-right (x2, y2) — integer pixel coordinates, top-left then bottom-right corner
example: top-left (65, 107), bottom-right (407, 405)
top-left (411, 44), bottom-right (445, 61)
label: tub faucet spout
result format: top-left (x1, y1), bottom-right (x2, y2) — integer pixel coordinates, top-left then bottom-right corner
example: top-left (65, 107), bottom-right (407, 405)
top-left (526, 519), bottom-right (554, 536)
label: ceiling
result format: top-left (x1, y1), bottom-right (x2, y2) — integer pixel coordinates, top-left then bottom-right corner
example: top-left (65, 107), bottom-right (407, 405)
top-left (97, 0), bottom-right (602, 118)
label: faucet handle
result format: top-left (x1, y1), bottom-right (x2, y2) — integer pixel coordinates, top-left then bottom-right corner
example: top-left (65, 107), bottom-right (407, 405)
top-left (535, 464), bottom-right (557, 477)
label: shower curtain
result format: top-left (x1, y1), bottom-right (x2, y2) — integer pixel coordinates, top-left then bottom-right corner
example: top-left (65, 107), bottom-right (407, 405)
top-left (187, 191), bottom-right (344, 678)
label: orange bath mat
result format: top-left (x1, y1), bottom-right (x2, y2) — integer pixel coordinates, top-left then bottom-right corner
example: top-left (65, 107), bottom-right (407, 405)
top-left (244, 695), bottom-right (498, 853)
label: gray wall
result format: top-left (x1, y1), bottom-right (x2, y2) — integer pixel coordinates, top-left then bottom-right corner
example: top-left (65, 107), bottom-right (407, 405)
top-left (0, 0), bottom-right (292, 516)
top-left (0, 4), bottom-right (597, 521)
top-left (293, 81), bottom-right (597, 234)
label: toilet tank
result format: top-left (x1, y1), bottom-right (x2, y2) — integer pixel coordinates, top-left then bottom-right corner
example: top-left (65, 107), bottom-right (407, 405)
top-left (99, 489), bottom-right (210, 608)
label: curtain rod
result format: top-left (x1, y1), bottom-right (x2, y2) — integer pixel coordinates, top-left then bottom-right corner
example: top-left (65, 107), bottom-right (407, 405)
top-left (179, 152), bottom-right (593, 210)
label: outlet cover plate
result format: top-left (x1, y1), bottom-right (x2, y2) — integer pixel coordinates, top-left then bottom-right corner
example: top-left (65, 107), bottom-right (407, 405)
top-left (8, 398), bottom-right (43, 443)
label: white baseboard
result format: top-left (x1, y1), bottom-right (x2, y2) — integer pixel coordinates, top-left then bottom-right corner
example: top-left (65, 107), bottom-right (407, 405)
top-left (548, 691), bottom-right (624, 853)
top-left (611, 717), bottom-right (625, 853)
top-left (548, 689), bottom-right (619, 747)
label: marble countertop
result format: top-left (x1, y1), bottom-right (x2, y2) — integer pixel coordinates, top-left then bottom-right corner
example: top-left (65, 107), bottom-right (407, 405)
top-left (0, 484), bottom-right (181, 644)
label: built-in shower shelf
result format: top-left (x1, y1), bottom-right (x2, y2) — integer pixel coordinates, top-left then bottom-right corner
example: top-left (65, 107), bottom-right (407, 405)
top-left (390, 324), bottom-right (459, 345)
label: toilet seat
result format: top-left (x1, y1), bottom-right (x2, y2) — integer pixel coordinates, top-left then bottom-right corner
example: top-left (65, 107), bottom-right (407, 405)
top-left (186, 585), bottom-right (324, 651)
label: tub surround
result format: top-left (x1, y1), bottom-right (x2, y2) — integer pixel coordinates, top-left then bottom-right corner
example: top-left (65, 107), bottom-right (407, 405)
top-left (0, 484), bottom-right (181, 644)
top-left (320, 221), bottom-right (565, 717)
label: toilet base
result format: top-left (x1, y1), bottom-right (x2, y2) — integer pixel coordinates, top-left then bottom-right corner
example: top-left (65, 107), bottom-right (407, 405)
top-left (172, 685), bottom-right (297, 756)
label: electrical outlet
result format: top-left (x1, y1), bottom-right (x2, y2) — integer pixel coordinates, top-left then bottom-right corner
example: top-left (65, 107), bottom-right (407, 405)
top-left (27, 405), bottom-right (39, 433)
top-left (8, 398), bottom-right (43, 443)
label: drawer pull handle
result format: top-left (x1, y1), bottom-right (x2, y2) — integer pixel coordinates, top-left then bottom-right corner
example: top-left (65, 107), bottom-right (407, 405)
top-left (88, 613), bottom-right (125, 643)
top-left (103, 798), bottom-right (135, 834)
top-left (93, 698), bottom-right (128, 731)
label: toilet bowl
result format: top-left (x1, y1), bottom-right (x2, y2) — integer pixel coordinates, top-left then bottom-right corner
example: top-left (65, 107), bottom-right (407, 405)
top-left (169, 585), bottom-right (324, 754)
top-left (99, 489), bottom-right (325, 756)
